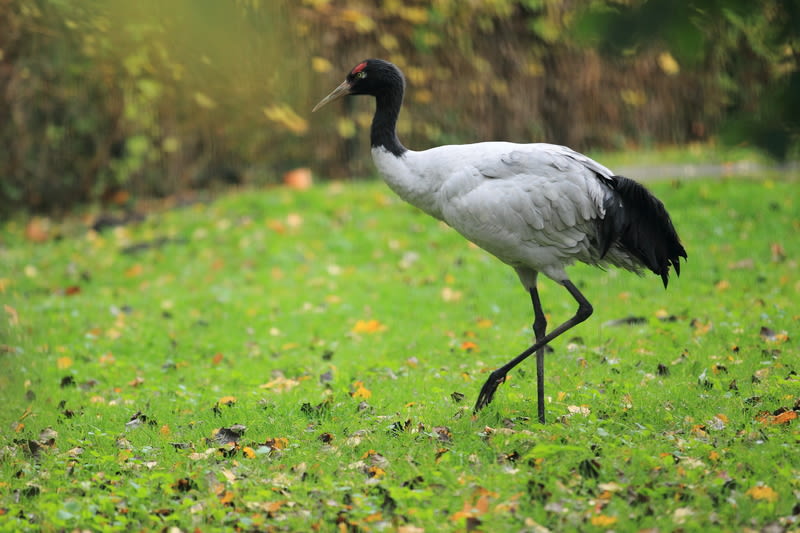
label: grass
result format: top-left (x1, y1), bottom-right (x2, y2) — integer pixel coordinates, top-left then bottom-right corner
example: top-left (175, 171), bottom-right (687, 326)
top-left (1, 175), bottom-right (798, 531)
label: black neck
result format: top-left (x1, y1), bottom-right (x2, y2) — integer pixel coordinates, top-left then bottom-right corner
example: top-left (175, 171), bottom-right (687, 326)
top-left (371, 86), bottom-right (407, 157)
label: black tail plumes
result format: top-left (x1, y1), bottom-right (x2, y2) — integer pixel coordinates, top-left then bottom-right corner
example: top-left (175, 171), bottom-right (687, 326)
top-left (606, 176), bottom-right (687, 287)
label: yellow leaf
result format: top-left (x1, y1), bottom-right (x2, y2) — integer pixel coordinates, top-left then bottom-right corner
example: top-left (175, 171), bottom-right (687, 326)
top-left (441, 287), bottom-right (462, 302)
top-left (242, 446), bottom-right (256, 459)
top-left (260, 376), bottom-right (301, 393)
top-left (57, 357), bottom-right (73, 369)
top-left (658, 52), bottom-right (680, 75)
top-left (621, 89), bottom-right (646, 107)
top-left (118, 449), bottom-right (132, 462)
top-left (194, 92), bottom-right (217, 109)
top-left (160, 424), bottom-right (171, 436)
top-left (311, 57), bottom-right (332, 73)
top-left (263, 104), bottom-right (308, 134)
top-left (265, 437), bottom-right (289, 450)
top-left (4, 304), bottom-right (19, 326)
top-left (460, 341), bottom-right (479, 352)
top-left (125, 264), bottom-right (143, 277)
top-left (352, 319), bottom-right (386, 333)
top-left (265, 499), bottom-right (285, 512)
top-left (351, 380), bottom-right (372, 399)
top-left (218, 396), bottom-right (237, 406)
top-left (367, 466), bottom-right (385, 478)
top-left (590, 514), bottom-right (618, 527)
top-left (746, 485), bottom-right (779, 503)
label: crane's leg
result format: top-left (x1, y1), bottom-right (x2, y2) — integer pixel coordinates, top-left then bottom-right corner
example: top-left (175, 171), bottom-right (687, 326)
top-left (529, 287), bottom-right (548, 424)
top-left (474, 279), bottom-right (593, 419)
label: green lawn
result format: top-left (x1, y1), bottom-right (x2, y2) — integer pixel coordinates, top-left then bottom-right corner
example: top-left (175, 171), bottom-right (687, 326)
top-left (1, 176), bottom-right (798, 531)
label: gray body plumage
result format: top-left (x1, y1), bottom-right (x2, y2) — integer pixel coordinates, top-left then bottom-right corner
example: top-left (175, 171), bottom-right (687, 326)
top-left (373, 142), bottom-right (642, 287)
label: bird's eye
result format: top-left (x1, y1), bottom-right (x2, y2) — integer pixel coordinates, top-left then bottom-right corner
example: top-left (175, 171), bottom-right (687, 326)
top-left (355, 71), bottom-right (367, 79)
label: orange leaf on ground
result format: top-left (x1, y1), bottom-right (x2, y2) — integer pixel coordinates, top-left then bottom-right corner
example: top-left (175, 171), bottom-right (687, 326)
top-left (212, 353), bottom-right (224, 365)
top-left (264, 437), bottom-right (289, 450)
top-left (772, 410), bottom-right (797, 424)
top-left (4, 304), bottom-right (19, 325)
top-left (350, 381), bottom-right (372, 399)
top-left (25, 218), bottom-right (50, 242)
top-left (746, 485), bottom-right (779, 502)
top-left (352, 319), bottom-right (386, 333)
top-left (124, 264), bottom-right (143, 277)
top-left (591, 515), bottom-right (618, 527)
top-left (57, 357), bottom-right (73, 369)
top-left (217, 396), bottom-right (236, 406)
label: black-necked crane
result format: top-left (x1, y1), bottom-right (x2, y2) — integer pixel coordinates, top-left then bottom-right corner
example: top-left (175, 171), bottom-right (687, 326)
top-left (313, 59), bottom-right (686, 423)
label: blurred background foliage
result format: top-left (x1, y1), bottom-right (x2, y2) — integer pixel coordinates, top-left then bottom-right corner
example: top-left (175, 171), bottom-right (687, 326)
top-left (0, 0), bottom-right (797, 215)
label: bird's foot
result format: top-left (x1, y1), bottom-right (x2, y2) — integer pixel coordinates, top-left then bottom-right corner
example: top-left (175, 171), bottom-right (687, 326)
top-left (473, 371), bottom-right (507, 412)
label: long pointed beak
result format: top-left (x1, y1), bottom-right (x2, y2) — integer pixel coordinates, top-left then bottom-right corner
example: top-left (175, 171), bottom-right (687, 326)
top-left (312, 80), bottom-right (352, 112)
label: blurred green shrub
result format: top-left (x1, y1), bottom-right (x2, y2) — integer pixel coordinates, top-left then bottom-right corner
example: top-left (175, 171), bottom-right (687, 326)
top-left (0, 0), bottom-right (796, 215)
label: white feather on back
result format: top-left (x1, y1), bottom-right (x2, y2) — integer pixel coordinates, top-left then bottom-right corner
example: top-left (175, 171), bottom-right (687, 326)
top-left (372, 142), bottom-right (625, 282)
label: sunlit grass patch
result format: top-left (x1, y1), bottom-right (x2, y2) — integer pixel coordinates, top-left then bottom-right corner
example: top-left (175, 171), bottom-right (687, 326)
top-left (1, 176), bottom-right (798, 531)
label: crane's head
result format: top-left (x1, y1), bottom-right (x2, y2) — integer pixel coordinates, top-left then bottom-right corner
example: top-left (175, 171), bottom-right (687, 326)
top-left (312, 59), bottom-right (405, 112)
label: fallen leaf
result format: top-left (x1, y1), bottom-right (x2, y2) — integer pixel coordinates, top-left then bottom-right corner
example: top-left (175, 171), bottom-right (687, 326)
top-left (673, 507), bottom-right (694, 524)
top-left (260, 376), bottom-right (301, 392)
top-left (211, 425), bottom-right (247, 445)
top-left (56, 357), bottom-right (73, 370)
top-left (567, 405), bottom-right (590, 416)
top-left (476, 318), bottom-right (493, 328)
top-left (4, 304), bottom-right (19, 326)
top-left (264, 437), bottom-right (289, 450)
top-left (432, 426), bottom-right (452, 442)
top-left (283, 168), bottom-right (313, 190)
top-left (770, 243), bottom-right (786, 262)
top-left (746, 485), bottom-right (779, 503)
top-left (728, 258), bottom-right (754, 270)
top-left (759, 326), bottom-right (789, 343)
top-left (25, 217), bottom-right (50, 242)
top-left (691, 319), bottom-right (712, 335)
top-left (352, 319), bottom-right (387, 333)
top-left (590, 514), bottom-right (618, 527)
top-left (218, 490), bottom-right (235, 505)
top-left (350, 380), bottom-right (372, 399)
top-left (217, 396), bottom-right (237, 406)
top-left (441, 287), bottom-right (462, 302)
